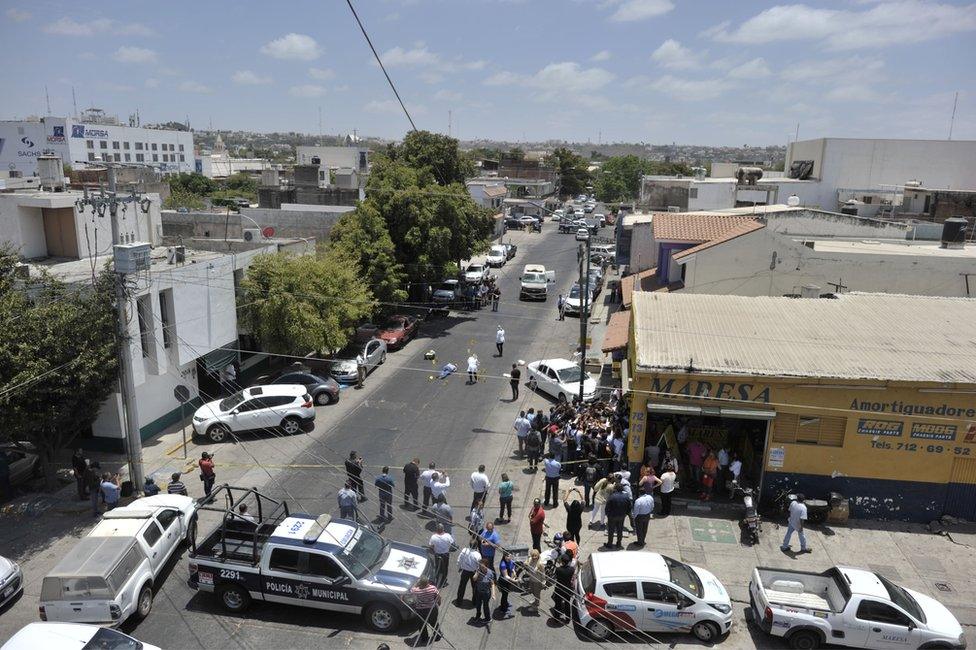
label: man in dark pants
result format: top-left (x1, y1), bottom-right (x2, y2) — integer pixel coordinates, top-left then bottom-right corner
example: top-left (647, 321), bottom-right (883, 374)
top-left (529, 498), bottom-right (545, 552)
top-left (632, 492), bottom-right (654, 546)
top-left (345, 451), bottom-right (366, 502)
top-left (374, 466), bottom-right (395, 521)
top-left (420, 462), bottom-right (436, 515)
top-left (410, 577), bottom-right (441, 645)
top-left (428, 523), bottom-right (454, 588)
top-left (542, 453), bottom-right (561, 506)
top-left (604, 484), bottom-right (631, 548)
top-left (71, 449), bottom-right (88, 500)
top-left (199, 452), bottom-right (216, 497)
top-left (509, 364), bottom-right (520, 400)
top-left (402, 457), bottom-right (420, 509)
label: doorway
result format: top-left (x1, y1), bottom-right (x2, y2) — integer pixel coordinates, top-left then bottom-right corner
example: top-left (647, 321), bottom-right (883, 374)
top-left (42, 207), bottom-right (79, 258)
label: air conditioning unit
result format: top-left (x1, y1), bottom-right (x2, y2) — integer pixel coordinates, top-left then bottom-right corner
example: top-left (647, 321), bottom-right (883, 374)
top-left (242, 228), bottom-right (262, 242)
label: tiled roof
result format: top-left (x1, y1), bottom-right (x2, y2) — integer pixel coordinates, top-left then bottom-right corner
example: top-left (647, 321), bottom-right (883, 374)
top-left (672, 220), bottom-right (765, 260)
top-left (601, 309), bottom-right (630, 353)
top-left (632, 292), bottom-right (976, 383)
top-left (621, 267), bottom-right (673, 309)
top-left (652, 212), bottom-right (760, 243)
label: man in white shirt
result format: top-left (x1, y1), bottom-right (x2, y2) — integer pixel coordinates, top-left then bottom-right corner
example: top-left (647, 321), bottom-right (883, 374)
top-left (428, 523), bottom-right (455, 587)
top-left (466, 354), bottom-right (479, 384)
top-left (420, 462), bottom-right (437, 515)
top-left (430, 472), bottom-right (451, 501)
top-left (781, 494), bottom-right (809, 553)
top-left (659, 463), bottom-right (677, 517)
top-left (632, 493), bottom-right (655, 546)
top-left (455, 540), bottom-right (482, 603)
top-left (728, 455), bottom-right (743, 497)
top-left (355, 352), bottom-right (366, 389)
top-left (495, 326), bottom-right (505, 357)
top-left (513, 411), bottom-right (532, 457)
top-left (470, 465), bottom-right (490, 510)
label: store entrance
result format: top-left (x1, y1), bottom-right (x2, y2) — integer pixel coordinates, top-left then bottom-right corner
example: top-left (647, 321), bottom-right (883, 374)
top-left (643, 404), bottom-right (772, 502)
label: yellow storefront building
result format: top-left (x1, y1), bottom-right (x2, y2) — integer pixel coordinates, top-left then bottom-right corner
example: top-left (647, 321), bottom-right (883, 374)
top-left (627, 291), bottom-right (976, 522)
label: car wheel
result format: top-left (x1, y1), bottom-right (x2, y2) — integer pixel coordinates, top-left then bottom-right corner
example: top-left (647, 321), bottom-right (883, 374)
top-left (586, 618), bottom-right (613, 641)
top-left (379, 352), bottom-right (387, 365)
top-left (788, 630), bottom-right (821, 650)
top-left (217, 584), bottom-right (251, 613)
top-left (207, 424), bottom-right (230, 443)
top-left (691, 621), bottom-right (721, 643)
top-left (527, 378), bottom-right (537, 391)
top-left (364, 602), bottom-right (401, 632)
top-left (134, 582), bottom-right (153, 620)
top-left (314, 391), bottom-right (331, 406)
top-left (281, 417), bottom-right (302, 435)
top-left (558, 392), bottom-right (567, 404)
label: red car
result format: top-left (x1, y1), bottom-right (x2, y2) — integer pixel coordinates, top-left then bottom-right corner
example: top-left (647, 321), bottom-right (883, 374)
top-left (377, 315), bottom-right (418, 350)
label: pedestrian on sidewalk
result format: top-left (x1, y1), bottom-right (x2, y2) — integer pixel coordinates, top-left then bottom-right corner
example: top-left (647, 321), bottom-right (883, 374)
top-left (583, 455), bottom-right (598, 507)
top-left (781, 494), bottom-right (810, 554)
top-left (495, 326), bottom-right (505, 357)
top-left (525, 428), bottom-right (542, 471)
top-left (522, 549), bottom-right (545, 613)
top-left (470, 464), bottom-right (490, 511)
top-left (529, 498), bottom-right (545, 552)
top-left (508, 364), bottom-right (521, 401)
top-left (605, 484), bottom-right (630, 549)
top-left (72, 449), bottom-right (88, 500)
top-left (468, 500), bottom-right (485, 541)
top-left (375, 466), bottom-right (395, 521)
top-left (632, 492), bottom-right (654, 547)
top-left (430, 495), bottom-right (453, 534)
top-left (471, 558), bottom-right (495, 624)
top-left (557, 294), bottom-right (566, 320)
top-left (497, 473), bottom-right (514, 523)
top-left (355, 351), bottom-right (366, 389)
top-left (410, 577), bottom-right (442, 645)
top-left (542, 453), bottom-right (561, 506)
top-left (338, 481), bottom-right (358, 520)
top-left (513, 411), bottom-right (531, 456)
top-left (345, 451), bottom-right (366, 502)
top-left (456, 540), bottom-right (481, 604)
top-left (659, 462), bottom-right (676, 517)
top-left (478, 521), bottom-right (501, 574)
top-left (85, 461), bottom-right (102, 517)
top-left (420, 462), bottom-right (437, 515)
top-left (497, 551), bottom-right (517, 618)
top-left (143, 476), bottom-right (160, 497)
top-left (563, 488), bottom-right (584, 544)
top-left (101, 472), bottom-right (121, 510)
top-left (589, 475), bottom-right (613, 529)
top-left (220, 362), bottom-right (237, 395)
top-left (403, 457), bottom-right (420, 509)
top-left (167, 472), bottom-right (187, 496)
top-left (552, 554), bottom-right (574, 624)
top-left (429, 523), bottom-right (454, 588)
top-left (198, 452), bottom-right (216, 497)
top-left (466, 354), bottom-right (479, 384)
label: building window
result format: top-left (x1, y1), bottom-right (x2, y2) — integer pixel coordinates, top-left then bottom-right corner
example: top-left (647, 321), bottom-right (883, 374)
top-left (169, 144), bottom-right (175, 151)
top-left (161, 154), bottom-right (167, 162)
top-left (151, 143), bottom-right (157, 151)
top-left (158, 290), bottom-right (173, 349)
top-left (113, 153), bottom-right (121, 162)
top-left (152, 154), bottom-right (158, 162)
top-left (102, 153), bottom-right (111, 162)
top-left (86, 140), bottom-right (94, 149)
top-left (112, 141), bottom-right (119, 150)
top-left (136, 153), bottom-right (144, 162)
top-left (136, 295), bottom-right (153, 359)
top-left (88, 153), bottom-right (96, 162)
top-left (123, 142), bottom-right (130, 150)
top-left (100, 141), bottom-right (107, 149)
top-left (179, 144), bottom-right (184, 152)
top-left (135, 142), bottom-right (143, 150)
top-left (179, 154), bottom-right (185, 162)
top-left (689, 188), bottom-right (698, 199)
top-left (124, 154), bottom-right (131, 162)
top-left (772, 413), bottom-right (847, 447)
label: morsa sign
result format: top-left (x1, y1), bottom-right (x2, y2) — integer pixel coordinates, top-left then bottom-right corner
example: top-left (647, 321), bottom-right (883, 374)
top-left (651, 377), bottom-right (771, 404)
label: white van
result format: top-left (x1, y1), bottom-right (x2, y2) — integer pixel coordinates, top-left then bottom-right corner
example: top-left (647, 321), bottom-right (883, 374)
top-left (486, 245), bottom-right (508, 267)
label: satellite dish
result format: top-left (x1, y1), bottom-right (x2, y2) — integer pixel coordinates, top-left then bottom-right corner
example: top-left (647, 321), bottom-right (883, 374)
top-left (262, 226), bottom-right (276, 238)
top-left (787, 194), bottom-right (800, 207)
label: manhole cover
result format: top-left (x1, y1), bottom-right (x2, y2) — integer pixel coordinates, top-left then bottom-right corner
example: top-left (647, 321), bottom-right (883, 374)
top-left (935, 582), bottom-right (952, 592)
top-left (688, 518), bottom-right (738, 544)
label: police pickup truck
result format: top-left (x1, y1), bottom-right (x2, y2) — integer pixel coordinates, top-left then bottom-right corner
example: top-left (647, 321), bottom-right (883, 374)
top-left (188, 487), bottom-right (430, 633)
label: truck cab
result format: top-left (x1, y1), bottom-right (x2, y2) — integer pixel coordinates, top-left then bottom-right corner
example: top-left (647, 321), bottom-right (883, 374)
top-left (519, 264), bottom-right (555, 301)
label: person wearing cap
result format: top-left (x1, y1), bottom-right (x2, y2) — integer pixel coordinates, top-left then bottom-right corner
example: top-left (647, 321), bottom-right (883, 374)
top-left (167, 472), bottom-right (187, 496)
top-left (199, 452), bottom-right (216, 496)
top-left (529, 498), bottom-right (546, 552)
top-left (782, 494), bottom-right (810, 554)
top-left (142, 476), bottom-right (160, 497)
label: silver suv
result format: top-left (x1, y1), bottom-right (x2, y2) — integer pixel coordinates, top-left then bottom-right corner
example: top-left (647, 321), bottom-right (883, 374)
top-left (192, 385), bottom-right (315, 443)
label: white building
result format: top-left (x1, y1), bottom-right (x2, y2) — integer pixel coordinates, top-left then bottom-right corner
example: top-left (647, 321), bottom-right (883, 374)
top-left (195, 133), bottom-right (270, 178)
top-left (296, 145), bottom-right (369, 178)
top-left (0, 112), bottom-right (194, 177)
top-left (466, 179), bottom-right (507, 210)
top-left (0, 185), bottom-right (279, 449)
top-left (639, 175), bottom-right (822, 212)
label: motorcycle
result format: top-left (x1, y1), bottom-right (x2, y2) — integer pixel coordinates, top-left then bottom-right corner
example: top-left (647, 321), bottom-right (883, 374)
top-left (731, 481), bottom-right (762, 545)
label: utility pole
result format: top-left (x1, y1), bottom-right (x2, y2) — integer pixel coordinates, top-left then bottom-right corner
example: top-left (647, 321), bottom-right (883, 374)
top-left (577, 234), bottom-right (591, 403)
top-left (75, 167), bottom-right (149, 493)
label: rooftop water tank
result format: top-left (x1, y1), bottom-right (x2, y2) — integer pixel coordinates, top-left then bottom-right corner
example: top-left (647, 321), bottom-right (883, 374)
top-left (940, 217), bottom-right (969, 250)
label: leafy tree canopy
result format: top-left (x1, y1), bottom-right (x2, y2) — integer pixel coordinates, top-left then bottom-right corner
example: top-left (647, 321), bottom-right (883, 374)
top-left (545, 147), bottom-right (591, 198)
top-left (329, 204), bottom-right (407, 307)
top-left (387, 130), bottom-right (475, 186)
top-left (168, 172), bottom-right (217, 197)
top-left (594, 155), bottom-right (692, 202)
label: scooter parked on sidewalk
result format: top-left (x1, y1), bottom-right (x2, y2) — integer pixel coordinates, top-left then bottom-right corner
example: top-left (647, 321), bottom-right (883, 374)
top-left (770, 488), bottom-right (833, 524)
top-left (731, 480), bottom-right (761, 545)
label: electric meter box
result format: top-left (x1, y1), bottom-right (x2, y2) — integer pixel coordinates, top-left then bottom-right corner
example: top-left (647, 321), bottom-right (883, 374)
top-left (113, 242), bottom-right (151, 273)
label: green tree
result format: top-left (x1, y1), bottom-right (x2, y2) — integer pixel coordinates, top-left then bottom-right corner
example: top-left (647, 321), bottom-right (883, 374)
top-left (0, 248), bottom-right (118, 488)
top-left (237, 252), bottom-right (374, 356)
top-left (225, 173), bottom-right (257, 194)
top-left (595, 155), bottom-right (652, 202)
top-left (388, 130), bottom-right (475, 185)
top-left (169, 172), bottom-right (217, 196)
top-left (507, 147), bottom-right (525, 162)
top-left (545, 147), bottom-right (591, 198)
top-left (329, 204), bottom-right (407, 307)
top-left (163, 187), bottom-right (206, 210)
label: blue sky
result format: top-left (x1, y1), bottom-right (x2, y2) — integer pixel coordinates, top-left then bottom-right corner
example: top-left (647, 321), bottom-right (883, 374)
top-left (1, 0), bottom-right (974, 145)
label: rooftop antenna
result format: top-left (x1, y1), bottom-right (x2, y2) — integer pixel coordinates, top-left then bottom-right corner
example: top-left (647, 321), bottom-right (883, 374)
top-left (45, 85), bottom-right (51, 115)
top-left (71, 87), bottom-right (78, 117)
top-left (318, 106), bottom-right (322, 140)
top-left (795, 122), bottom-right (800, 142)
top-left (948, 91), bottom-right (958, 140)
top-left (448, 109), bottom-right (452, 137)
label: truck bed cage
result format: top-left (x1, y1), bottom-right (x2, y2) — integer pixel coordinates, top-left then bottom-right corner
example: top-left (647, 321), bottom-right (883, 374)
top-left (190, 485), bottom-right (290, 565)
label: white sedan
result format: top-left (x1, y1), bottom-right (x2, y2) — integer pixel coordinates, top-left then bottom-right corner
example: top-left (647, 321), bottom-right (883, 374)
top-left (0, 555), bottom-right (23, 609)
top-left (526, 358), bottom-right (598, 403)
top-left (1, 622), bottom-right (160, 650)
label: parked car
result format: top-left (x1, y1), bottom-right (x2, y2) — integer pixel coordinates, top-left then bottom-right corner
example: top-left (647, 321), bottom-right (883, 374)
top-left (252, 369), bottom-right (339, 406)
top-left (326, 339), bottom-right (387, 382)
top-left (587, 268), bottom-right (604, 295)
top-left (2, 623), bottom-right (161, 650)
top-left (504, 216), bottom-right (524, 230)
top-left (526, 358), bottom-right (597, 402)
top-left (376, 314), bottom-right (419, 350)
top-left (564, 282), bottom-right (593, 316)
top-left (576, 227), bottom-right (590, 241)
top-left (432, 279), bottom-right (461, 304)
top-left (577, 551), bottom-right (732, 642)
top-left (192, 385), bottom-right (315, 442)
top-left (464, 262), bottom-right (490, 284)
top-left (40, 495), bottom-right (198, 627)
top-left (517, 215), bottom-right (539, 228)
top-left (0, 442), bottom-right (40, 488)
top-left (486, 245), bottom-right (507, 268)
top-left (584, 203), bottom-right (595, 213)
top-left (750, 565), bottom-right (965, 650)
top-left (558, 220), bottom-right (575, 233)
top-left (595, 213), bottom-right (607, 227)
top-left (0, 554), bottom-right (23, 609)
top-left (503, 242), bottom-right (518, 259)
top-left (354, 322), bottom-right (381, 343)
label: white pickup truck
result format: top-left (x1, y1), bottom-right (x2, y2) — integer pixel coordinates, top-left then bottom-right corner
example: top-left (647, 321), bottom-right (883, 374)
top-left (519, 264), bottom-right (555, 301)
top-left (749, 566), bottom-right (965, 650)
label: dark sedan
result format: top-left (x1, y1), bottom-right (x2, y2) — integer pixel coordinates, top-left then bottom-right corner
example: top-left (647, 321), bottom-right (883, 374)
top-left (376, 315), bottom-right (419, 350)
top-left (252, 369), bottom-right (340, 406)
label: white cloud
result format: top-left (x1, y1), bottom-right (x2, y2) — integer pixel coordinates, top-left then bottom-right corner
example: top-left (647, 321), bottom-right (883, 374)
top-left (308, 67), bottom-right (335, 80)
top-left (365, 99), bottom-right (427, 115)
top-left (706, 1), bottom-right (976, 50)
top-left (6, 8), bottom-right (30, 22)
top-left (650, 75), bottom-right (731, 100)
top-left (484, 62), bottom-right (615, 101)
top-left (144, 78), bottom-right (159, 89)
top-left (650, 39), bottom-right (702, 70)
top-left (232, 70), bottom-right (272, 85)
top-left (434, 89), bottom-right (463, 102)
top-left (260, 33), bottom-right (321, 60)
top-left (604, 0), bottom-right (674, 22)
top-left (179, 81), bottom-right (212, 93)
top-left (779, 56), bottom-right (884, 83)
top-left (824, 85), bottom-right (885, 102)
top-left (728, 57), bottom-right (772, 79)
top-left (484, 71), bottom-right (522, 86)
top-left (419, 71), bottom-right (446, 84)
top-left (591, 50), bottom-right (612, 62)
top-left (289, 84), bottom-right (326, 98)
top-left (381, 43), bottom-right (439, 67)
top-left (43, 17), bottom-right (152, 37)
top-left (113, 46), bottom-right (157, 64)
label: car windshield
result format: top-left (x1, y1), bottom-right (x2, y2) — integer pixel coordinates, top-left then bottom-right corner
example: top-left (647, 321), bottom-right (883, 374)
top-left (556, 366), bottom-right (584, 384)
top-left (83, 628), bottom-right (142, 650)
top-left (382, 318), bottom-right (404, 330)
top-left (878, 574), bottom-right (926, 623)
top-left (219, 392), bottom-right (246, 411)
top-left (335, 527), bottom-right (388, 579)
top-left (523, 273), bottom-right (546, 283)
top-left (664, 555), bottom-right (703, 598)
top-left (467, 265), bottom-right (483, 272)
top-left (569, 285), bottom-right (582, 299)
